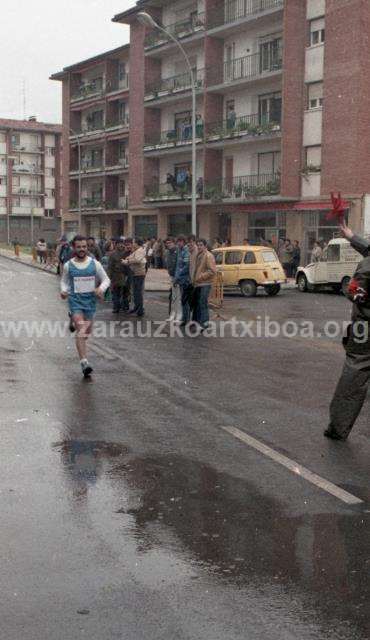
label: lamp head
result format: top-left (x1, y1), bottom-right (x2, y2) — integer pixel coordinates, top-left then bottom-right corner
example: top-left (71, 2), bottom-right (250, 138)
top-left (137, 11), bottom-right (158, 29)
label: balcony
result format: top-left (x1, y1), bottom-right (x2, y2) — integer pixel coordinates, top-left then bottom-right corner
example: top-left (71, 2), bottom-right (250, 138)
top-left (208, 0), bottom-right (284, 30)
top-left (207, 52), bottom-right (283, 90)
top-left (203, 174), bottom-right (280, 200)
top-left (144, 68), bottom-right (205, 102)
top-left (12, 163), bottom-right (43, 175)
top-left (143, 181), bottom-right (201, 203)
top-left (71, 79), bottom-right (104, 103)
top-left (70, 196), bottom-right (129, 211)
top-left (12, 188), bottom-right (45, 197)
top-left (144, 13), bottom-right (206, 51)
top-left (12, 144), bottom-right (43, 154)
top-left (105, 115), bottom-right (130, 131)
top-left (105, 156), bottom-right (130, 172)
top-left (144, 123), bottom-right (204, 151)
top-left (206, 113), bottom-right (281, 144)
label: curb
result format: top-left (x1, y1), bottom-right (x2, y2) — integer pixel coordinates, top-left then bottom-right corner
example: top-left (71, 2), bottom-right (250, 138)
top-left (0, 251), bottom-right (57, 276)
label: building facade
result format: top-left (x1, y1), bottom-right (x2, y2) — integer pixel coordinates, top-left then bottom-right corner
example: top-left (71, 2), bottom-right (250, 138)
top-left (110, 0), bottom-right (370, 261)
top-left (0, 117), bottom-right (62, 244)
top-left (51, 45), bottom-right (130, 240)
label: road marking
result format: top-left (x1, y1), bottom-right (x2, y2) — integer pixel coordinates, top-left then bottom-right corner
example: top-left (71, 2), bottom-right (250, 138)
top-left (90, 340), bottom-right (363, 506)
top-left (222, 426), bottom-right (363, 506)
top-left (90, 343), bottom-right (117, 360)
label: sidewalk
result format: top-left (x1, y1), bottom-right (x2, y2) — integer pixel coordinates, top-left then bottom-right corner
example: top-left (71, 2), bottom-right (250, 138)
top-left (0, 248), bottom-right (171, 290)
top-left (0, 249), bottom-right (296, 292)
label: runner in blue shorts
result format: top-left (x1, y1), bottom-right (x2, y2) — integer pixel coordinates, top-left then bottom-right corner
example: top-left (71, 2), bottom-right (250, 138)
top-left (61, 235), bottom-right (110, 378)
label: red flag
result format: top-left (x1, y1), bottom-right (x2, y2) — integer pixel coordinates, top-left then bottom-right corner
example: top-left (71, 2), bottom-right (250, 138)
top-left (326, 192), bottom-right (346, 222)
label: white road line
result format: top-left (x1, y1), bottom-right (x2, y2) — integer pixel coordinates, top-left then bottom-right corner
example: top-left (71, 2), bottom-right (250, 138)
top-left (222, 426), bottom-right (363, 506)
top-left (90, 341), bottom-right (363, 507)
top-left (90, 343), bottom-right (117, 361)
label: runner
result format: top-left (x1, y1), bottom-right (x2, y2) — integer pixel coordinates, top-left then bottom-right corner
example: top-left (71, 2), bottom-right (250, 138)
top-left (61, 235), bottom-right (110, 378)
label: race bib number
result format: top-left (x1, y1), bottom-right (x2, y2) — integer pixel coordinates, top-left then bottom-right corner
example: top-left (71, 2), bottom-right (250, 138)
top-left (74, 276), bottom-right (95, 294)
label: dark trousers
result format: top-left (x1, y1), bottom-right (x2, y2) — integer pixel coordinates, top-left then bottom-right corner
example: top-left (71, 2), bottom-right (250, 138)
top-left (328, 325), bottom-right (370, 438)
top-left (112, 286), bottom-right (130, 312)
top-left (132, 276), bottom-right (145, 316)
top-left (193, 285), bottom-right (212, 327)
top-left (180, 283), bottom-right (194, 323)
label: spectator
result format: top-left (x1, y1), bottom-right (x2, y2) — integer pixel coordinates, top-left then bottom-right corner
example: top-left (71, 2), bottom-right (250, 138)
top-left (291, 240), bottom-right (301, 276)
top-left (123, 238), bottom-right (146, 317)
top-left (311, 241), bottom-right (323, 263)
top-left (36, 238), bottom-right (47, 264)
top-left (153, 238), bottom-right (164, 269)
top-left (166, 173), bottom-right (177, 193)
top-left (174, 235), bottom-right (191, 325)
top-left (280, 239), bottom-right (294, 277)
top-left (165, 237), bottom-right (182, 323)
top-left (87, 237), bottom-right (102, 262)
top-left (108, 238), bottom-right (130, 314)
top-left (192, 239), bottom-right (217, 330)
top-left (187, 235), bottom-right (198, 284)
top-left (57, 236), bottom-right (73, 275)
top-left (227, 104), bottom-right (237, 131)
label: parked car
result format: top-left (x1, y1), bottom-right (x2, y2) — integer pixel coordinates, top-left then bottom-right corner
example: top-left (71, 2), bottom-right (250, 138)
top-left (296, 238), bottom-right (363, 294)
top-left (212, 245), bottom-right (286, 297)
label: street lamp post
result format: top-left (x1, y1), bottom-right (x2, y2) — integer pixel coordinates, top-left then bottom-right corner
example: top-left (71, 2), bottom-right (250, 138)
top-left (7, 156), bottom-right (18, 245)
top-left (69, 128), bottom-right (82, 234)
top-left (137, 11), bottom-right (198, 236)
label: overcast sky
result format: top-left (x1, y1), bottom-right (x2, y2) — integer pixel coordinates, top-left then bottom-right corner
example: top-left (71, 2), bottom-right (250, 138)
top-left (0, 0), bottom-right (134, 124)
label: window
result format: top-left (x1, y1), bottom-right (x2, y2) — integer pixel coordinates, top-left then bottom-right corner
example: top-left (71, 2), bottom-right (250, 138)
top-left (118, 101), bottom-right (127, 123)
top-left (225, 251), bottom-right (243, 265)
top-left (262, 251), bottom-right (278, 263)
top-left (327, 244), bottom-right (340, 262)
top-left (248, 211), bottom-right (286, 244)
top-left (244, 251), bottom-right (256, 264)
top-left (11, 134), bottom-right (20, 147)
top-left (259, 37), bottom-right (283, 73)
top-left (308, 83), bottom-right (323, 109)
top-left (310, 19), bottom-right (325, 46)
top-left (119, 62), bottom-right (126, 81)
top-left (305, 146), bottom-right (322, 170)
top-left (258, 151), bottom-right (281, 175)
top-left (0, 132), bottom-right (6, 142)
top-left (45, 209), bottom-right (55, 218)
top-left (51, 189), bottom-right (55, 197)
top-left (119, 180), bottom-right (126, 197)
top-left (214, 252), bottom-right (223, 265)
top-left (0, 176), bottom-right (7, 185)
top-left (259, 92), bottom-right (282, 125)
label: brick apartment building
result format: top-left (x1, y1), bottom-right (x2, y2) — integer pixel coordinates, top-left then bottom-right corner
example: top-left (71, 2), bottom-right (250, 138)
top-left (0, 117), bottom-right (62, 244)
top-left (110, 0), bottom-right (370, 260)
top-left (51, 45), bottom-right (130, 240)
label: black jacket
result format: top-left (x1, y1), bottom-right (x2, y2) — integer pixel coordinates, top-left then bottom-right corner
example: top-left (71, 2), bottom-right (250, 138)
top-left (347, 235), bottom-right (370, 321)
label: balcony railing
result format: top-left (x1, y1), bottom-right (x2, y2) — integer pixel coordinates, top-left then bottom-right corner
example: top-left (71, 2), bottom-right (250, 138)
top-left (207, 52), bottom-right (282, 87)
top-left (70, 196), bottom-right (129, 210)
top-left (13, 189), bottom-right (44, 196)
top-left (81, 197), bottom-right (104, 209)
top-left (144, 173), bottom-right (280, 202)
top-left (209, 0), bottom-right (283, 29)
top-left (12, 144), bottom-right (43, 153)
top-left (145, 68), bottom-right (205, 100)
top-left (144, 182), bottom-right (199, 202)
top-left (12, 164), bottom-right (43, 174)
top-left (105, 115), bottom-right (130, 129)
top-left (144, 123), bottom-right (204, 150)
top-left (144, 13), bottom-right (206, 50)
top-left (71, 80), bottom-right (104, 102)
top-left (204, 174), bottom-right (280, 200)
top-left (206, 113), bottom-right (281, 141)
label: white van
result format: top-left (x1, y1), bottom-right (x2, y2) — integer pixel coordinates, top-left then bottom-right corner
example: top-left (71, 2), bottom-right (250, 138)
top-left (296, 238), bottom-right (363, 294)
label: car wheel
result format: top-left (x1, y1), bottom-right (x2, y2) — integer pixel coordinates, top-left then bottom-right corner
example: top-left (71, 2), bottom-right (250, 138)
top-left (297, 273), bottom-right (308, 292)
top-left (341, 276), bottom-right (351, 296)
top-left (240, 279), bottom-right (257, 297)
top-left (264, 284), bottom-right (281, 296)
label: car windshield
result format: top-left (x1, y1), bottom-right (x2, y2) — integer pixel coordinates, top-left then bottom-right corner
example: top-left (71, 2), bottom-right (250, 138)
top-left (262, 251), bottom-right (277, 263)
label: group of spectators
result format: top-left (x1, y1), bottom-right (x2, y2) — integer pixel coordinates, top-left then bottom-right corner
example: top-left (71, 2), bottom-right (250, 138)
top-left (56, 234), bottom-right (217, 328)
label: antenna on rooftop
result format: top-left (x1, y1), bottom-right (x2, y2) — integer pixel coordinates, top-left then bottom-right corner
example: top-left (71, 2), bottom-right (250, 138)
top-left (22, 78), bottom-right (27, 120)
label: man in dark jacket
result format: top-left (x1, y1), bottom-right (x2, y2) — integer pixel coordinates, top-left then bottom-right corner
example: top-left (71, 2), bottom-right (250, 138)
top-left (325, 222), bottom-right (370, 440)
top-left (108, 239), bottom-right (130, 313)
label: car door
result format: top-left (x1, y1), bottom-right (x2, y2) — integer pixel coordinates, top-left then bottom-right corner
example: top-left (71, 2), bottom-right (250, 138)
top-left (223, 250), bottom-right (243, 286)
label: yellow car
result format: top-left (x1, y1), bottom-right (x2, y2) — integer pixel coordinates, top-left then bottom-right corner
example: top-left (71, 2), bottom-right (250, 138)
top-left (212, 245), bottom-right (286, 297)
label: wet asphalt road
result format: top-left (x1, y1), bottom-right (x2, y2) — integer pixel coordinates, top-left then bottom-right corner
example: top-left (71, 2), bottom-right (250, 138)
top-left (0, 256), bottom-right (369, 640)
